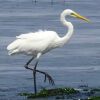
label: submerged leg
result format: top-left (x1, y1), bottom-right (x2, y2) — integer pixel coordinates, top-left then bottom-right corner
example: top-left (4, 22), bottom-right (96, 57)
top-left (24, 56), bottom-right (39, 94)
top-left (24, 57), bottom-right (55, 84)
top-left (32, 60), bottom-right (39, 94)
top-left (24, 54), bottom-right (55, 94)
top-left (24, 56), bottom-right (37, 94)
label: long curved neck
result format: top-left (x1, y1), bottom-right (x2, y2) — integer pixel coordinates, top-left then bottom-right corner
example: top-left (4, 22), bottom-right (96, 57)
top-left (57, 11), bottom-right (74, 47)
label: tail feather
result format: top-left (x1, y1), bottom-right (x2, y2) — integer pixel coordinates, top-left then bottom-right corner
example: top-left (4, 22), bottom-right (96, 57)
top-left (8, 49), bottom-right (19, 55)
top-left (7, 40), bottom-right (19, 55)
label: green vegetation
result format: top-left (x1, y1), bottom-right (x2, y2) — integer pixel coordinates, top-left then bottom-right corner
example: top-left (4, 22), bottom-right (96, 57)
top-left (89, 96), bottom-right (100, 100)
top-left (19, 87), bottom-right (78, 99)
top-left (91, 88), bottom-right (100, 92)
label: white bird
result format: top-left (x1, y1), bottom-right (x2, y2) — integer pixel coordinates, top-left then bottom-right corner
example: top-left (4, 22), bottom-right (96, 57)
top-left (7, 9), bottom-right (89, 94)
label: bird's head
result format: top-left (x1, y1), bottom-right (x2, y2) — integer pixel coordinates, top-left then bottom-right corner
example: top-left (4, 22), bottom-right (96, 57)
top-left (62, 9), bottom-right (90, 22)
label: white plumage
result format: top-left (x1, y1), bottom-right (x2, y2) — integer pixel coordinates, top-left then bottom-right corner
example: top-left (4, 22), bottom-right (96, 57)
top-left (7, 9), bottom-right (89, 59)
top-left (7, 30), bottom-right (60, 56)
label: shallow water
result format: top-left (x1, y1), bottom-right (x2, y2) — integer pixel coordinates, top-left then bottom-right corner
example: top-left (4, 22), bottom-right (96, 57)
top-left (0, 0), bottom-right (100, 99)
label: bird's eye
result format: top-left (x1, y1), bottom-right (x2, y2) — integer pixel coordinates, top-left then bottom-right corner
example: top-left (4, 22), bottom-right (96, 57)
top-left (70, 13), bottom-right (76, 17)
top-left (71, 13), bottom-right (74, 15)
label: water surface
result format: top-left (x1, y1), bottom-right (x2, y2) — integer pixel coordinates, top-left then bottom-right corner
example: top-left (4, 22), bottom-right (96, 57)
top-left (0, 0), bottom-right (100, 99)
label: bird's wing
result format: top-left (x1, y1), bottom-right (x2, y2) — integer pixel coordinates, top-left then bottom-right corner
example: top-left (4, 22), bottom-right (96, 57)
top-left (16, 32), bottom-right (34, 39)
top-left (16, 30), bottom-right (47, 40)
top-left (16, 30), bottom-right (58, 41)
top-left (7, 30), bottom-right (59, 55)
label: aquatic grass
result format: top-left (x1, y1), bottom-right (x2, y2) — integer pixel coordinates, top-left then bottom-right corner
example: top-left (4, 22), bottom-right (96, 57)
top-left (19, 87), bottom-right (78, 99)
top-left (91, 88), bottom-right (100, 92)
top-left (89, 96), bottom-right (100, 100)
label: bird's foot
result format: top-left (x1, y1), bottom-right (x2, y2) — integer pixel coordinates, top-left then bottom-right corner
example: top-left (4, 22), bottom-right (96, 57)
top-left (36, 70), bottom-right (55, 85)
top-left (24, 65), bottom-right (55, 85)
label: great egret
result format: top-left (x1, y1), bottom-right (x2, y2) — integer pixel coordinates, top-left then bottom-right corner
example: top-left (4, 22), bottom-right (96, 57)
top-left (7, 9), bottom-right (89, 94)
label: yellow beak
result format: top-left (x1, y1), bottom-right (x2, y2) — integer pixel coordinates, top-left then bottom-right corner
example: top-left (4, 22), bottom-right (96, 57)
top-left (71, 12), bottom-right (90, 22)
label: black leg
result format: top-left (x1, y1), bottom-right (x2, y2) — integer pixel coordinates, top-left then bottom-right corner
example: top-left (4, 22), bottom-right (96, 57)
top-left (32, 60), bottom-right (39, 94)
top-left (24, 56), bottom-right (37, 94)
top-left (24, 56), bottom-right (34, 69)
top-left (33, 69), bottom-right (37, 94)
top-left (24, 57), bottom-right (55, 94)
top-left (24, 58), bottom-right (55, 85)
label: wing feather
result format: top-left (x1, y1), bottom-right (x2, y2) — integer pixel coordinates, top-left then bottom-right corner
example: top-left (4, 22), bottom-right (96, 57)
top-left (16, 30), bottom-right (58, 41)
top-left (16, 30), bottom-right (45, 39)
top-left (7, 30), bottom-right (59, 55)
